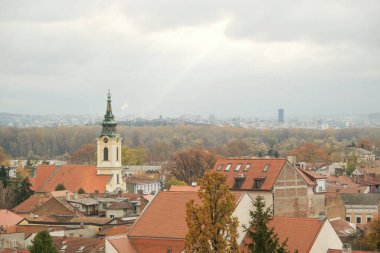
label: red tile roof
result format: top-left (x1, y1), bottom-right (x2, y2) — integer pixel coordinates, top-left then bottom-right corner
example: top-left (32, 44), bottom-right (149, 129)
top-left (12, 195), bottom-right (51, 213)
top-left (0, 210), bottom-right (24, 227)
top-left (241, 217), bottom-right (324, 253)
top-left (300, 169), bottom-right (328, 180)
top-left (30, 165), bottom-right (111, 193)
top-left (52, 236), bottom-right (104, 253)
top-left (329, 218), bottom-right (357, 237)
top-left (107, 235), bottom-right (136, 253)
top-left (212, 158), bottom-right (314, 190)
top-left (328, 250), bottom-right (377, 253)
top-left (169, 185), bottom-right (201, 191)
top-left (131, 238), bottom-right (184, 253)
top-left (128, 191), bottom-right (200, 239)
top-left (98, 225), bottom-right (130, 237)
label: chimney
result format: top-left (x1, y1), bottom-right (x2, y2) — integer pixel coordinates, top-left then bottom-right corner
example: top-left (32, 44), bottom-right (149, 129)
top-left (287, 156), bottom-right (296, 165)
top-left (342, 243), bottom-right (352, 253)
top-left (66, 191), bottom-right (70, 201)
top-left (74, 192), bottom-right (78, 200)
top-left (318, 211), bottom-right (326, 222)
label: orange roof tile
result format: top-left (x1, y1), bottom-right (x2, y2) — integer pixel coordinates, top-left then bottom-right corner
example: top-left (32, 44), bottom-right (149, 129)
top-left (328, 250), bottom-right (377, 253)
top-left (168, 185), bottom-right (200, 191)
top-left (128, 191), bottom-right (200, 239)
top-left (241, 217), bottom-right (324, 253)
top-left (12, 195), bottom-right (51, 213)
top-left (98, 225), bottom-right (130, 237)
top-left (329, 218), bottom-right (356, 237)
top-left (0, 210), bottom-right (24, 227)
top-left (212, 158), bottom-right (315, 190)
top-left (52, 236), bottom-right (104, 253)
top-left (130, 238), bottom-right (184, 253)
top-left (31, 165), bottom-right (111, 193)
top-left (107, 235), bottom-right (136, 253)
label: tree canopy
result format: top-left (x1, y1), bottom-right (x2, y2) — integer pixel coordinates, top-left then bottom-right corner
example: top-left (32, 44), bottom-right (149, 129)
top-left (69, 143), bottom-right (96, 164)
top-left (185, 171), bottom-right (239, 253)
top-left (55, 183), bottom-right (65, 191)
top-left (166, 147), bottom-right (218, 184)
top-left (121, 145), bottom-right (147, 165)
top-left (28, 230), bottom-right (57, 253)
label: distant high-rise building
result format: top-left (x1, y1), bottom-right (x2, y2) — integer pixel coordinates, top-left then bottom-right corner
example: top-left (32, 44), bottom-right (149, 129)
top-left (278, 108), bottom-right (284, 123)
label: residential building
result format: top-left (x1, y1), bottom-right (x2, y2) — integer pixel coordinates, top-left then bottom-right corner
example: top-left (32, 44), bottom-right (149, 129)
top-left (125, 179), bottom-right (161, 194)
top-left (240, 217), bottom-right (342, 253)
top-left (341, 193), bottom-right (380, 224)
top-left (212, 158), bottom-right (325, 218)
top-left (52, 236), bottom-right (105, 253)
top-left (126, 191), bottom-right (253, 252)
top-left (105, 201), bottom-right (134, 219)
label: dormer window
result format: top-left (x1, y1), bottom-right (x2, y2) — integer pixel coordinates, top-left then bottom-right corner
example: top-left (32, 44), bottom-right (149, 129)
top-left (243, 164), bottom-right (251, 172)
top-left (234, 164), bottom-right (242, 172)
top-left (233, 174), bottom-right (246, 189)
top-left (225, 164), bottom-right (232, 172)
top-left (263, 164), bottom-right (270, 172)
top-left (217, 164), bottom-right (224, 171)
top-left (253, 177), bottom-right (265, 189)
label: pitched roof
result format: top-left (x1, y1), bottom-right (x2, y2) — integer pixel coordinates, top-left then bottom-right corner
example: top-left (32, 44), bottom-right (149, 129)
top-left (98, 225), bottom-right (130, 237)
top-left (107, 201), bottom-right (133, 210)
top-left (0, 210), bottom-right (24, 227)
top-left (12, 194), bottom-right (51, 213)
top-left (30, 164), bottom-right (111, 193)
top-left (328, 250), bottom-right (377, 253)
top-left (341, 193), bottom-right (380, 206)
top-left (168, 185), bottom-right (200, 192)
top-left (70, 217), bottom-right (113, 225)
top-left (329, 218), bottom-right (357, 237)
top-left (299, 169), bottom-right (328, 180)
top-left (212, 158), bottom-right (289, 190)
top-left (128, 191), bottom-right (200, 239)
top-left (52, 236), bottom-right (104, 253)
top-left (130, 238), bottom-right (184, 253)
top-left (241, 217), bottom-right (325, 253)
top-left (107, 235), bottom-right (136, 253)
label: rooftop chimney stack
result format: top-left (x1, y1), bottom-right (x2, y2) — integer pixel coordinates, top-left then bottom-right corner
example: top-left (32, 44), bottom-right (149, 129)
top-left (65, 191), bottom-right (70, 201)
top-left (342, 243), bottom-right (352, 253)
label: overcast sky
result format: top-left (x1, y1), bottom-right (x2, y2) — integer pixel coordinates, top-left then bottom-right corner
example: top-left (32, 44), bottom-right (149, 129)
top-left (0, 0), bottom-right (379, 118)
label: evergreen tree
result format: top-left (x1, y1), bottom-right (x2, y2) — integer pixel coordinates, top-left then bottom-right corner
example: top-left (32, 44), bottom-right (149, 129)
top-left (28, 230), bottom-right (57, 253)
top-left (0, 166), bottom-right (9, 188)
top-left (243, 196), bottom-right (292, 253)
top-left (78, 187), bottom-right (86, 194)
top-left (185, 171), bottom-right (239, 253)
top-left (16, 177), bottom-right (34, 204)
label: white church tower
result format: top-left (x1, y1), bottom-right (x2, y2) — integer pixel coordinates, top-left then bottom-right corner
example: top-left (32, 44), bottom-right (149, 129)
top-left (96, 91), bottom-right (125, 192)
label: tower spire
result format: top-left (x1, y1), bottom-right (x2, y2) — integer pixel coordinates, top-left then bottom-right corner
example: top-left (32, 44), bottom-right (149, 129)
top-left (100, 90), bottom-right (119, 137)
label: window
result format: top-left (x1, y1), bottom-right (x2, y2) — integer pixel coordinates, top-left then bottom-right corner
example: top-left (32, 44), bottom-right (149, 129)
top-left (233, 177), bottom-right (245, 189)
top-left (243, 164), bottom-right (251, 172)
top-left (117, 174), bottom-right (119, 184)
top-left (103, 147), bottom-right (109, 161)
top-left (217, 165), bottom-right (223, 171)
top-left (356, 216), bottom-right (361, 224)
top-left (263, 164), bottom-right (270, 172)
top-left (103, 203), bottom-right (107, 209)
top-left (110, 214), bottom-right (115, 218)
top-left (225, 164), bottom-right (232, 171)
top-left (367, 216), bottom-right (372, 223)
top-left (234, 164), bottom-right (242, 172)
top-left (12, 240), bottom-right (16, 248)
top-left (253, 178), bottom-right (265, 189)
top-left (345, 216), bottom-right (351, 222)
top-left (116, 147), bottom-right (119, 161)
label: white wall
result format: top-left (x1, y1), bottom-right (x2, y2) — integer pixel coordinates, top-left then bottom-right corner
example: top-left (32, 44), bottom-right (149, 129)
top-left (233, 193), bottom-right (253, 245)
top-left (309, 220), bottom-right (342, 253)
top-left (105, 237), bottom-right (118, 253)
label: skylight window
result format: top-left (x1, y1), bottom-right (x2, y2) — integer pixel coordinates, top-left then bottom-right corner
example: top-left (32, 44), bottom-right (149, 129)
top-left (234, 164), bottom-right (242, 172)
top-left (225, 164), bottom-right (232, 171)
top-left (243, 164), bottom-right (251, 172)
top-left (217, 164), bottom-right (223, 171)
top-left (263, 164), bottom-right (270, 172)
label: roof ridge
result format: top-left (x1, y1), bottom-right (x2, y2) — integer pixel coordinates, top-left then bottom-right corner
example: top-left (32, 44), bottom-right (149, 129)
top-left (39, 165), bottom-right (62, 191)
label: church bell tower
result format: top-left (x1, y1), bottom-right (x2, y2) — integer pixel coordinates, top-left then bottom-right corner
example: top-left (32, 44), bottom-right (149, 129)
top-left (96, 91), bottom-right (124, 191)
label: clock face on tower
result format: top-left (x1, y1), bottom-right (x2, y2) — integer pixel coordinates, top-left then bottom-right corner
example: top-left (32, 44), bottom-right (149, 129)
top-left (103, 137), bottom-right (108, 143)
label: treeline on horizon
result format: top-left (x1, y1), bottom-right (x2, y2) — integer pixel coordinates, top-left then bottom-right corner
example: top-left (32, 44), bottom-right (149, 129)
top-left (1, 125), bottom-right (380, 162)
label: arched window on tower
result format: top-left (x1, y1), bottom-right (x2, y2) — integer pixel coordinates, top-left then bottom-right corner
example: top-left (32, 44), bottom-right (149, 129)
top-left (104, 147), bottom-right (109, 161)
top-left (116, 147), bottom-right (119, 161)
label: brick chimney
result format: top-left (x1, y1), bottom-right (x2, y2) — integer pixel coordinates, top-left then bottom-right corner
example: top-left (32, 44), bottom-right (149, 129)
top-left (342, 243), bottom-right (352, 253)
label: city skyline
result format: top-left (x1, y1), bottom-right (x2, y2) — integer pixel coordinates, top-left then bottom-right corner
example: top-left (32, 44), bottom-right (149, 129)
top-left (0, 1), bottom-right (379, 118)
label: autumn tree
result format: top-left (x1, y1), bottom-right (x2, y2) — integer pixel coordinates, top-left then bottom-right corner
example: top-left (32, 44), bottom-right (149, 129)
top-left (0, 181), bottom-right (17, 209)
top-left (185, 171), bottom-right (239, 252)
top-left (166, 147), bottom-right (218, 184)
top-left (243, 196), bottom-right (292, 253)
top-left (122, 145), bottom-right (147, 165)
top-left (0, 146), bottom-right (10, 166)
top-left (164, 177), bottom-right (187, 189)
top-left (361, 219), bottom-right (380, 251)
top-left (69, 143), bottom-right (96, 164)
top-left (28, 230), bottom-right (57, 253)
top-left (289, 142), bottom-right (330, 163)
